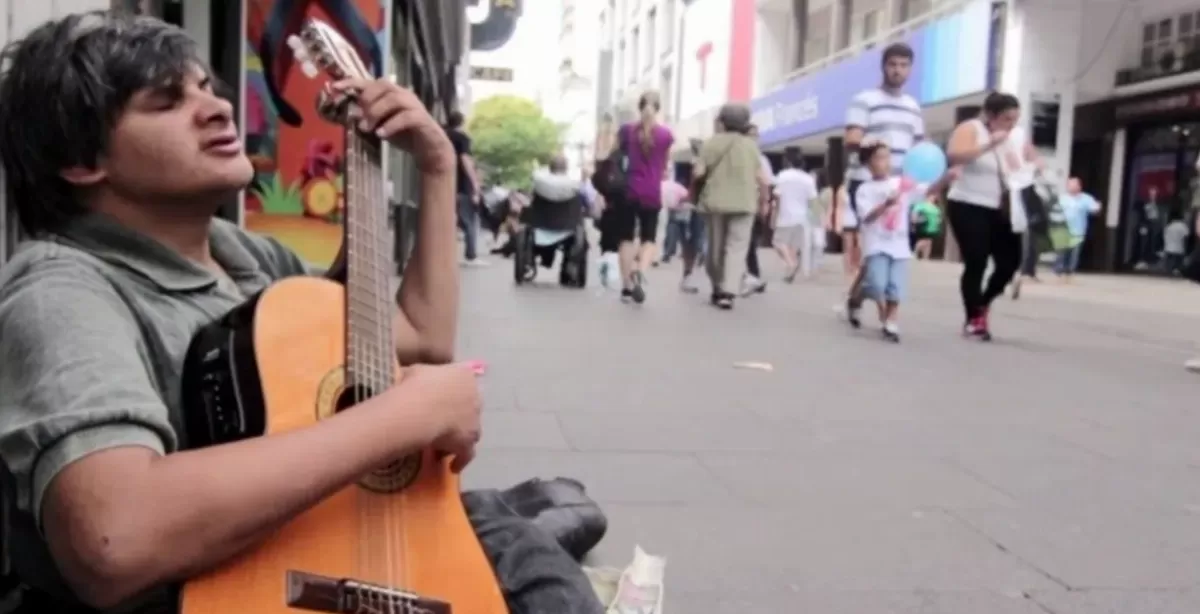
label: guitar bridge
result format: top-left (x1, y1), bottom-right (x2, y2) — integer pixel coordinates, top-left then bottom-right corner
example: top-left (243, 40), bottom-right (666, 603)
top-left (286, 570), bottom-right (451, 614)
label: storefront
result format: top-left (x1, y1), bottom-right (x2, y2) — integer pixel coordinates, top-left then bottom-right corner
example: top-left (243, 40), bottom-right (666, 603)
top-left (749, 0), bottom-right (995, 149)
top-left (1090, 86), bottom-right (1200, 275)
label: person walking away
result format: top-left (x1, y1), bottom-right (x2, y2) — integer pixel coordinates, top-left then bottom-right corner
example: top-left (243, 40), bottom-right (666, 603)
top-left (612, 91), bottom-right (674, 304)
top-left (446, 110), bottom-right (488, 266)
top-left (1053, 176), bottom-right (1101, 282)
top-left (660, 176), bottom-right (704, 292)
top-left (772, 147), bottom-right (819, 282)
top-left (852, 143), bottom-right (959, 340)
top-left (945, 92), bottom-right (1033, 340)
top-left (910, 194), bottom-right (942, 259)
top-left (741, 124), bottom-right (773, 295)
top-left (692, 104), bottom-right (766, 309)
top-left (660, 177), bottom-right (690, 264)
top-left (842, 42), bottom-right (925, 324)
top-left (1162, 214), bottom-right (1189, 275)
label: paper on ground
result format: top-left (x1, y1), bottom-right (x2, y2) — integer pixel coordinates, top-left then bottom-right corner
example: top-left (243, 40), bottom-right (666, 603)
top-left (601, 545), bottom-right (666, 614)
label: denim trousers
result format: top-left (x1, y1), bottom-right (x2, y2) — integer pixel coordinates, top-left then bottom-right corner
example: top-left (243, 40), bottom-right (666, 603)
top-left (456, 193), bottom-right (479, 260)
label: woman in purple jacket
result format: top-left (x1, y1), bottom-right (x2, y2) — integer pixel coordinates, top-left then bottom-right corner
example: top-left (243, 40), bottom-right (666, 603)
top-left (613, 91), bottom-right (674, 304)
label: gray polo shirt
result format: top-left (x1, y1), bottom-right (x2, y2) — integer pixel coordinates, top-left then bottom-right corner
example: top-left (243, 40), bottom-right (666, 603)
top-left (0, 213), bottom-right (308, 609)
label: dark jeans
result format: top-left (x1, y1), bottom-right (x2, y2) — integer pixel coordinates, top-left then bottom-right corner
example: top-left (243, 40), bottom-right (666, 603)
top-left (457, 193), bottom-right (479, 261)
top-left (1019, 231), bottom-right (1039, 277)
top-left (464, 479), bottom-right (607, 614)
top-left (947, 200), bottom-right (1021, 321)
top-left (746, 215), bottom-right (765, 277)
top-left (662, 210), bottom-right (705, 260)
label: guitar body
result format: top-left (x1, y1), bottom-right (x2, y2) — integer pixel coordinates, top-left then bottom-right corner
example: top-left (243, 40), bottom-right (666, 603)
top-left (179, 277), bottom-right (507, 614)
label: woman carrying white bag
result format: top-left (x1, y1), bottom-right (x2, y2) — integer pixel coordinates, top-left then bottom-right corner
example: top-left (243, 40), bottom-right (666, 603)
top-left (945, 92), bottom-right (1041, 341)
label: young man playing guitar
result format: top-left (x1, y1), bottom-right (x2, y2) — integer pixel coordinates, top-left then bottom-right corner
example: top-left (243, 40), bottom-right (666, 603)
top-left (0, 12), bottom-right (481, 612)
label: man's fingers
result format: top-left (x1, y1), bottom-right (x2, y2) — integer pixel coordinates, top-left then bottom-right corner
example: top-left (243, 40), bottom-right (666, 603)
top-left (449, 447), bottom-right (476, 473)
top-left (359, 95), bottom-right (403, 131)
top-left (372, 110), bottom-right (422, 140)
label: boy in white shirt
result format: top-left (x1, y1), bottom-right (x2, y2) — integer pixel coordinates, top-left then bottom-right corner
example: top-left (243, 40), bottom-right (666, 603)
top-left (772, 147), bottom-right (819, 281)
top-left (851, 142), bottom-right (958, 341)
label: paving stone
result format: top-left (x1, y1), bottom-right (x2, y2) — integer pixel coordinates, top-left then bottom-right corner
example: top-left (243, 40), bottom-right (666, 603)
top-left (447, 254), bottom-right (1200, 612)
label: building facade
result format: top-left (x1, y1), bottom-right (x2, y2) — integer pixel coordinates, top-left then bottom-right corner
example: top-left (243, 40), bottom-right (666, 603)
top-left (556, 0), bottom-right (604, 176)
top-left (742, 0), bottom-right (1200, 273)
top-left (595, 0), bottom-right (690, 155)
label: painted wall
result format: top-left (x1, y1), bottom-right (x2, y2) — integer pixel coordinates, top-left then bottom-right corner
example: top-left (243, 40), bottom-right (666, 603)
top-left (242, 0), bottom-right (387, 268)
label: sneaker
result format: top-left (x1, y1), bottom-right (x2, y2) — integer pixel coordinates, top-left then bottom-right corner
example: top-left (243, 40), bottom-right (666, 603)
top-left (882, 321), bottom-right (900, 343)
top-left (461, 257), bottom-right (490, 267)
top-left (741, 275), bottom-right (767, 297)
top-left (680, 273), bottom-right (699, 294)
top-left (711, 291), bottom-right (734, 310)
top-left (629, 272), bottom-right (647, 304)
top-left (963, 311), bottom-right (992, 341)
top-left (1186, 358), bottom-right (1200, 373)
top-left (620, 288), bottom-right (634, 303)
top-left (845, 298), bottom-right (862, 329)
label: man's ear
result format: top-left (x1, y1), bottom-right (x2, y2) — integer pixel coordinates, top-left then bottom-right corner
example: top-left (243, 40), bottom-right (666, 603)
top-left (60, 165), bottom-right (106, 187)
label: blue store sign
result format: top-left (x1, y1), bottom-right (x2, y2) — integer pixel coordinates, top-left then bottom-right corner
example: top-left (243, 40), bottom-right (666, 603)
top-left (751, 0), bottom-right (995, 147)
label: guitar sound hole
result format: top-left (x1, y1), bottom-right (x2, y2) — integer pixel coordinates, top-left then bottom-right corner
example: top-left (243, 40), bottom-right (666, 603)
top-left (334, 384), bottom-right (375, 413)
top-left (333, 382), bottom-right (422, 492)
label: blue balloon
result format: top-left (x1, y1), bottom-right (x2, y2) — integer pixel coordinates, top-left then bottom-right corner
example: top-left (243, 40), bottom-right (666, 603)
top-left (902, 142), bottom-right (948, 184)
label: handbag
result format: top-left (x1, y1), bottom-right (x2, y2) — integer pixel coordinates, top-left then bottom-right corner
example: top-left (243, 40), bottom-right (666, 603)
top-left (688, 137), bottom-right (737, 204)
top-left (593, 125), bottom-right (630, 200)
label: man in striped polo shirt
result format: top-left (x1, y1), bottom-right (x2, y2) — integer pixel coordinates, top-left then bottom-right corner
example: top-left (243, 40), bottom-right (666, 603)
top-left (842, 42), bottom-right (925, 327)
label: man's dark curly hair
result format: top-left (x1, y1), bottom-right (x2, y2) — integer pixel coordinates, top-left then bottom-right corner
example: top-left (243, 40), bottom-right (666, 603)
top-left (0, 11), bottom-right (208, 235)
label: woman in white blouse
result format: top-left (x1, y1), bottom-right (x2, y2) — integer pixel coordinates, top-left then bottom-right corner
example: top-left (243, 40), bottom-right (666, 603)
top-left (945, 92), bottom-right (1038, 341)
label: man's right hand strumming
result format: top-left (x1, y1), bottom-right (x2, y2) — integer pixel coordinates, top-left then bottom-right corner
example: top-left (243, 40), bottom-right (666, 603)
top-left (399, 363), bottom-right (482, 472)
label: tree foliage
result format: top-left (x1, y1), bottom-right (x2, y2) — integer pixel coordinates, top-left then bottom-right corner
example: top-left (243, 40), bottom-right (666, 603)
top-left (467, 95), bottom-right (561, 191)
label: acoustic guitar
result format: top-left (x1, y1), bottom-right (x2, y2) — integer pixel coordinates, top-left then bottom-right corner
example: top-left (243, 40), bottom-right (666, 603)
top-left (177, 18), bottom-right (508, 614)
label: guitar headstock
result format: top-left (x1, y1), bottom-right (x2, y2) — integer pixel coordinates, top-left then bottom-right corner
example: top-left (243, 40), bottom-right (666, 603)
top-left (286, 19), bottom-right (375, 126)
top-left (287, 18), bottom-right (373, 81)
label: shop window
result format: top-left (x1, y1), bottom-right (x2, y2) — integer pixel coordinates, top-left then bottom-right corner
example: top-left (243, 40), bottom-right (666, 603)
top-left (630, 26), bottom-right (640, 84)
top-left (662, 0), bottom-right (676, 58)
top-left (659, 64), bottom-right (673, 121)
top-left (645, 8), bottom-right (656, 69)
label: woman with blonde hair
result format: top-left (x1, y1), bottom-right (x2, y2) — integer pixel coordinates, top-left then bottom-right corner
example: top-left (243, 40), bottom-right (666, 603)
top-left (610, 90), bottom-right (674, 304)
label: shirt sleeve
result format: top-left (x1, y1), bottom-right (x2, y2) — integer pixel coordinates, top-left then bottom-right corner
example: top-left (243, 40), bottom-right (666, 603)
top-left (855, 183), bottom-right (882, 218)
top-left (696, 138), bottom-right (717, 174)
top-left (457, 132), bottom-right (472, 156)
top-left (0, 256), bottom-right (178, 528)
top-left (845, 92), bottom-right (870, 129)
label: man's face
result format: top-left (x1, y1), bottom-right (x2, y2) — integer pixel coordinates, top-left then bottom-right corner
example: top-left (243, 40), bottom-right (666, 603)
top-left (92, 65), bottom-right (252, 209)
top-left (883, 56), bottom-right (912, 88)
top-left (1148, 187), bottom-right (1158, 200)
top-left (1067, 178), bottom-right (1081, 194)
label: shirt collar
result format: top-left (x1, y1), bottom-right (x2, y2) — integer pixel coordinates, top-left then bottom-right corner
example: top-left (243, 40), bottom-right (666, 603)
top-left (53, 213), bottom-right (264, 292)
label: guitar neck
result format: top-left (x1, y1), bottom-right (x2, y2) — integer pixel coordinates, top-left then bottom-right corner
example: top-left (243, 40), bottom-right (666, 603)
top-left (343, 128), bottom-right (395, 390)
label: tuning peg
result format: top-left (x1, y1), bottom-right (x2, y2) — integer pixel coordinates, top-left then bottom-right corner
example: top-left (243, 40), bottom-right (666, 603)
top-left (286, 35), bottom-right (304, 52)
top-left (300, 61), bottom-right (319, 78)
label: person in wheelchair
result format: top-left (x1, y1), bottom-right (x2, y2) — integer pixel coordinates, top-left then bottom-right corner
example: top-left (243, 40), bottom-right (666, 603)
top-left (513, 155), bottom-right (589, 287)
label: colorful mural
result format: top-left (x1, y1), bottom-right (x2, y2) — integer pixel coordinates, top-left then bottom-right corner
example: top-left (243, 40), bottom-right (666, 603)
top-left (243, 0), bottom-right (387, 267)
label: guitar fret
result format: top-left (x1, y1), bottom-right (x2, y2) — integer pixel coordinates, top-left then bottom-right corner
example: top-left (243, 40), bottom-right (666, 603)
top-left (343, 127), bottom-right (394, 393)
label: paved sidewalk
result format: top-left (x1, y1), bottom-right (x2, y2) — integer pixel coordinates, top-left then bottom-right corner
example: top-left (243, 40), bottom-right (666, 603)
top-left (457, 252), bottom-right (1199, 613)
